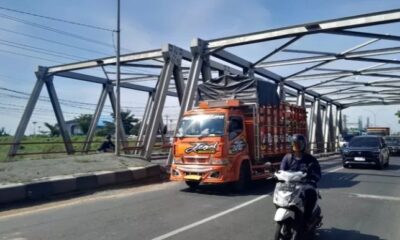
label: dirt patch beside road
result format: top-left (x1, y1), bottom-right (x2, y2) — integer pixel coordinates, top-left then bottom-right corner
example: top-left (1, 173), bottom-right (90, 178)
top-left (0, 153), bottom-right (153, 185)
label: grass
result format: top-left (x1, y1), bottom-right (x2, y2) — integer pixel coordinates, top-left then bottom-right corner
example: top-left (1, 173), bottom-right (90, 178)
top-left (0, 135), bottom-right (103, 162)
top-left (0, 135), bottom-right (170, 162)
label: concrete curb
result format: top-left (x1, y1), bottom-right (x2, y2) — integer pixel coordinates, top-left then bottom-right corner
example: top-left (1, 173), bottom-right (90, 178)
top-left (0, 165), bottom-right (162, 205)
top-left (315, 152), bottom-right (340, 159)
top-left (315, 153), bottom-right (341, 163)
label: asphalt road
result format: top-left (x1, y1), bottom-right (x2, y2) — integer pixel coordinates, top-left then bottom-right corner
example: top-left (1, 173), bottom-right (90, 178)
top-left (1, 156), bottom-right (400, 240)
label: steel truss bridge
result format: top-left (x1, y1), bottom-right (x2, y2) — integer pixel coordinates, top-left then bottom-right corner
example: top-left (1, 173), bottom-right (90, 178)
top-left (8, 9), bottom-right (400, 161)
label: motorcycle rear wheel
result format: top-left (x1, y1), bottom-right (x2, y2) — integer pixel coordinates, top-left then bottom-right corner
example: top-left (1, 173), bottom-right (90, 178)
top-left (273, 220), bottom-right (300, 240)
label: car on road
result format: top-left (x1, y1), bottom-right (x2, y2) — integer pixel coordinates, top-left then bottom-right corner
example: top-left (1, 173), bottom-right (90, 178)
top-left (341, 135), bottom-right (389, 169)
top-left (384, 136), bottom-right (400, 156)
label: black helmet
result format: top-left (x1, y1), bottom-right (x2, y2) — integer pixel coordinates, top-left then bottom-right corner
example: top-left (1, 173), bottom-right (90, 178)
top-left (291, 134), bottom-right (307, 153)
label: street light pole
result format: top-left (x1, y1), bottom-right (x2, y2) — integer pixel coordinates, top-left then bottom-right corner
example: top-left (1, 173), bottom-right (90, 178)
top-left (115, 0), bottom-right (121, 156)
top-left (363, 110), bottom-right (376, 127)
top-left (32, 121), bottom-right (37, 136)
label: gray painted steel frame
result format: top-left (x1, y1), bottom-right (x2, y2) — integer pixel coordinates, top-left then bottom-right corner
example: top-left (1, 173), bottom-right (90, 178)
top-left (9, 45), bottom-right (191, 159)
top-left (7, 68), bottom-right (46, 157)
top-left (10, 9), bottom-right (400, 159)
top-left (181, 8), bottom-right (400, 157)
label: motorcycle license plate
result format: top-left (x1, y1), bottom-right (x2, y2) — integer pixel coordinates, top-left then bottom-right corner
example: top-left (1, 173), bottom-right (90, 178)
top-left (354, 157), bottom-right (365, 161)
top-left (279, 183), bottom-right (296, 192)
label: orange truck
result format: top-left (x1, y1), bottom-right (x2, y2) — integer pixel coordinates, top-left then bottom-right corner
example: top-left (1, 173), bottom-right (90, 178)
top-left (367, 127), bottom-right (390, 136)
top-left (170, 98), bottom-right (307, 190)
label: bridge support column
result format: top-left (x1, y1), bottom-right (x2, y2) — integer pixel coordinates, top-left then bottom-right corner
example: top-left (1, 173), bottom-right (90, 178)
top-left (335, 107), bottom-right (343, 150)
top-left (8, 67), bottom-right (47, 157)
top-left (142, 45), bottom-right (182, 160)
top-left (310, 98), bottom-right (323, 154)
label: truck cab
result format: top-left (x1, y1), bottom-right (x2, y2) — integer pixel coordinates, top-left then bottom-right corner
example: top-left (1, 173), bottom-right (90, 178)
top-left (170, 100), bottom-right (269, 190)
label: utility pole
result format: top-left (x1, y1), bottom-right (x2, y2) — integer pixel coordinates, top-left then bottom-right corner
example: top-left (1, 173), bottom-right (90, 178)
top-left (32, 121), bottom-right (37, 136)
top-left (115, 0), bottom-right (121, 156)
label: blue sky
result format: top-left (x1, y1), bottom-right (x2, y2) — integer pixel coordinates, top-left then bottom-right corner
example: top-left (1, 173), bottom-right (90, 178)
top-left (0, 0), bottom-right (399, 135)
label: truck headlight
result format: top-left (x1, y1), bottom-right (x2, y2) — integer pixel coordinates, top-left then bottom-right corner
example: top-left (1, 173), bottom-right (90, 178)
top-left (174, 157), bottom-right (183, 164)
top-left (210, 158), bottom-right (229, 165)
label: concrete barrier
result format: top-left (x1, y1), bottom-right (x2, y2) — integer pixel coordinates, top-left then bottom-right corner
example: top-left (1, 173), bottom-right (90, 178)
top-left (0, 164), bottom-right (161, 205)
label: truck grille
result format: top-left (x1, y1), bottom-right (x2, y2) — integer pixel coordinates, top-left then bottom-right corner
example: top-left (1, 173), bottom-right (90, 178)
top-left (183, 156), bottom-right (209, 164)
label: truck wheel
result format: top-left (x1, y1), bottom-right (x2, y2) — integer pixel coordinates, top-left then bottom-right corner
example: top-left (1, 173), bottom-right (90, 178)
top-left (233, 161), bottom-right (250, 192)
top-left (185, 181), bottom-right (200, 190)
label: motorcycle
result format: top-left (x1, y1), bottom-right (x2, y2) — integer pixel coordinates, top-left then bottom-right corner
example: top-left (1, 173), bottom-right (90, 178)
top-left (273, 170), bottom-right (323, 240)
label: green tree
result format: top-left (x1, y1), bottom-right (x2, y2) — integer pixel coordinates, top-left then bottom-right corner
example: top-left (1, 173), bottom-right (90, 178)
top-left (396, 111), bottom-right (400, 123)
top-left (96, 110), bottom-right (140, 136)
top-left (0, 127), bottom-right (9, 136)
top-left (75, 114), bottom-right (93, 134)
top-left (44, 122), bottom-right (60, 137)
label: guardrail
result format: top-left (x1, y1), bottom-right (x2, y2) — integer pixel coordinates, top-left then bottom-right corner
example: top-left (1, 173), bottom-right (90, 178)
top-left (0, 140), bottom-right (170, 160)
top-left (0, 139), bottom-right (339, 161)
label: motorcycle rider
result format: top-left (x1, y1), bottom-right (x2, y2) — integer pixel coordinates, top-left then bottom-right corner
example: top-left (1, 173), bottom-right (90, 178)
top-left (280, 134), bottom-right (321, 227)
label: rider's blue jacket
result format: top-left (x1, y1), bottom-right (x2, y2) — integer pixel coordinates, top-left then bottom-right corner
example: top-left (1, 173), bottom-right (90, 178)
top-left (280, 153), bottom-right (322, 185)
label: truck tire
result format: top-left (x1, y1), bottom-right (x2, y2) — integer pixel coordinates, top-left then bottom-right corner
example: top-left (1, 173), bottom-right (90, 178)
top-left (233, 161), bottom-right (250, 192)
top-left (185, 181), bottom-right (200, 190)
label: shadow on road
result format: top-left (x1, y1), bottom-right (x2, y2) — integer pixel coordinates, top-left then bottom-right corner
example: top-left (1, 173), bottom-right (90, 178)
top-left (319, 161), bottom-right (342, 170)
top-left (316, 228), bottom-right (385, 240)
top-left (319, 172), bottom-right (360, 189)
top-left (180, 179), bottom-right (276, 197)
top-left (385, 163), bottom-right (400, 171)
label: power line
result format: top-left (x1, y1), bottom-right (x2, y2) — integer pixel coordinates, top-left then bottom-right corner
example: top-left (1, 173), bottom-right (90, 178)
top-left (0, 87), bottom-right (181, 109)
top-left (0, 13), bottom-right (115, 48)
top-left (0, 6), bottom-right (114, 32)
top-left (0, 48), bottom-right (64, 63)
top-left (0, 27), bottom-right (155, 78)
top-left (0, 27), bottom-right (112, 56)
top-left (0, 40), bottom-right (84, 61)
top-left (0, 38), bottom-right (85, 60)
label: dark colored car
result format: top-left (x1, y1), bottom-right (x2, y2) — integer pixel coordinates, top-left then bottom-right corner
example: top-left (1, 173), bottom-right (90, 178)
top-left (384, 136), bottom-right (400, 156)
top-left (342, 135), bottom-right (389, 169)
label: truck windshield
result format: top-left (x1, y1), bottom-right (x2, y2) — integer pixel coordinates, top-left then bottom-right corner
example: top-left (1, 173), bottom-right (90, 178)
top-left (176, 115), bottom-right (225, 137)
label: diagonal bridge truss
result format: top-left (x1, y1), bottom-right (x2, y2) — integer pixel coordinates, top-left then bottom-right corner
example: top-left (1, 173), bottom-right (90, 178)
top-left (8, 8), bottom-right (400, 160)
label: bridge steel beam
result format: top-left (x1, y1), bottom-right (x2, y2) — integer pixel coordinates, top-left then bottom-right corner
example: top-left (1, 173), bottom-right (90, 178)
top-left (310, 99), bottom-right (324, 154)
top-left (308, 100), bottom-right (316, 153)
top-left (45, 77), bottom-right (74, 154)
top-left (335, 107), bottom-right (343, 150)
top-left (297, 91), bottom-right (306, 108)
top-left (207, 9), bottom-right (400, 49)
top-left (8, 67), bottom-right (47, 157)
top-left (82, 84), bottom-right (111, 153)
top-left (141, 49), bottom-right (177, 160)
top-left (323, 104), bottom-right (335, 153)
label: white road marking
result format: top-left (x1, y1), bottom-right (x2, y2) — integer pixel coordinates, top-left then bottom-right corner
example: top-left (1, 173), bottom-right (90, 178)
top-left (351, 193), bottom-right (400, 202)
top-left (322, 166), bottom-right (343, 175)
top-left (0, 182), bottom-right (178, 220)
top-left (153, 166), bottom-right (343, 240)
top-left (151, 195), bottom-right (269, 240)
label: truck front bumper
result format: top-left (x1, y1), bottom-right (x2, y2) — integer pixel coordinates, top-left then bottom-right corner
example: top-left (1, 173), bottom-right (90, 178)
top-left (170, 164), bottom-right (235, 183)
